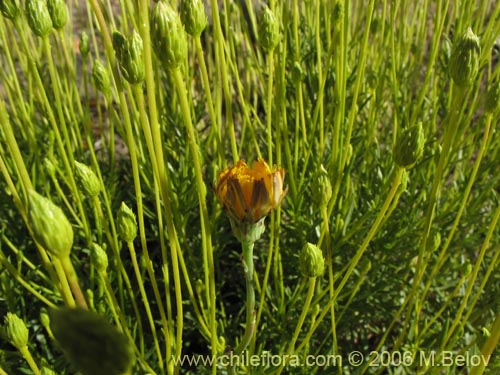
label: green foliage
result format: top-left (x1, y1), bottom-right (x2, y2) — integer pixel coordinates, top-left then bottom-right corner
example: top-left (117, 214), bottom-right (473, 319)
top-left (1, 0), bottom-right (500, 375)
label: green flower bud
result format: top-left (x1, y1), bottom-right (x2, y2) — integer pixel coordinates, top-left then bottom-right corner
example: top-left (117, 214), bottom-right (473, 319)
top-left (462, 261), bottom-right (472, 277)
top-left (86, 289), bottom-right (94, 309)
top-left (92, 60), bottom-right (111, 95)
top-left (180, 0), bottom-right (207, 37)
top-left (90, 243), bottom-right (108, 274)
top-left (25, 0), bottom-right (53, 37)
top-left (117, 202), bottom-right (137, 242)
top-left (449, 27), bottom-right (481, 87)
top-left (426, 231), bottom-right (441, 252)
top-left (299, 243), bottom-right (325, 278)
top-left (28, 189), bottom-right (74, 259)
top-left (333, 1), bottom-right (343, 22)
top-left (74, 161), bottom-right (100, 197)
top-left (79, 32), bottom-right (89, 58)
top-left (47, 0), bottom-right (66, 29)
top-left (43, 157), bottom-right (57, 177)
top-left (258, 5), bottom-right (280, 51)
top-left (393, 122), bottom-right (425, 169)
top-left (0, 0), bottom-right (19, 19)
top-left (113, 30), bottom-right (145, 84)
top-left (485, 81), bottom-right (500, 113)
top-left (292, 61), bottom-right (304, 84)
top-left (40, 308), bottom-right (50, 329)
top-left (112, 31), bottom-right (126, 58)
top-left (313, 164), bottom-right (332, 206)
top-left (360, 258), bottom-right (372, 273)
top-left (4, 312), bottom-right (29, 349)
top-left (150, 0), bottom-right (187, 68)
top-left (49, 307), bottom-right (135, 375)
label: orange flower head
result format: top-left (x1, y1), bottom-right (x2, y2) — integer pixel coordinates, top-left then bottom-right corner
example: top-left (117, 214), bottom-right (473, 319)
top-left (216, 158), bottom-right (287, 223)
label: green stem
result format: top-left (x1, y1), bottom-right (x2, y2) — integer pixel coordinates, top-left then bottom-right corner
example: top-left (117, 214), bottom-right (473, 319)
top-left (194, 37), bottom-right (222, 164)
top-left (402, 86), bottom-right (466, 337)
top-left (18, 346), bottom-right (41, 375)
top-left (266, 51), bottom-right (275, 165)
top-left (210, 0), bottom-right (238, 163)
top-left (295, 166), bottom-right (404, 356)
top-left (126, 240), bottom-right (164, 370)
top-left (51, 258), bottom-right (76, 307)
top-left (231, 240), bottom-right (256, 374)
top-left (334, 167), bottom-right (404, 298)
top-left (41, 36), bottom-right (91, 241)
top-left (274, 277), bottom-right (316, 375)
top-left (171, 67), bottom-right (217, 354)
top-left (135, 0), bottom-right (184, 367)
top-left (440, 201), bottom-right (500, 349)
top-left (321, 204), bottom-right (339, 369)
top-left (418, 112), bottom-right (493, 312)
top-left (60, 256), bottom-right (88, 309)
top-left (0, 248), bottom-right (56, 308)
top-left (131, 84), bottom-right (170, 359)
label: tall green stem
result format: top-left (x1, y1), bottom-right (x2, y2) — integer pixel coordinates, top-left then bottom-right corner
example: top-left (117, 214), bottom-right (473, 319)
top-left (231, 240), bottom-right (256, 374)
top-left (274, 277), bottom-right (316, 375)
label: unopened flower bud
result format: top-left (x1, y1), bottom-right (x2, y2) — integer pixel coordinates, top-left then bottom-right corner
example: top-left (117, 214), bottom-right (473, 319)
top-left (426, 231), bottom-right (441, 252)
top-left (463, 261), bottom-right (472, 277)
top-left (0, 0), bottom-right (19, 19)
top-left (299, 243), bottom-right (325, 278)
top-left (180, 0), bottom-right (207, 37)
top-left (150, 0), bottom-right (187, 68)
top-left (92, 60), bottom-right (111, 95)
top-left (40, 308), bottom-right (50, 329)
top-left (25, 0), bottom-right (53, 37)
top-left (333, 1), bottom-right (343, 22)
top-left (313, 165), bottom-right (332, 206)
top-left (4, 312), bottom-right (29, 349)
top-left (43, 157), bottom-right (57, 177)
top-left (113, 30), bottom-right (145, 84)
top-left (360, 258), bottom-right (372, 273)
top-left (291, 61), bottom-right (304, 83)
top-left (393, 122), bottom-right (425, 169)
top-left (79, 32), bottom-right (89, 58)
top-left (345, 143), bottom-right (353, 166)
top-left (28, 189), bottom-right (74, 258)
top-left (91, 243), bottom-right (108, 274)
top-left (449, 27), bottom-right (481, 87)
top-left (117, 202), bottom-right (137, 242)
top-left (47, 0), bottom-right (66, 29)
top-left (75, 161), bottom-right (100, 197)
top-left (485, 81), bottom-right (500, 113)
top-left (49, 307), bottom-right (135, 375)
top-left (112, 31), bottom-right (126, 58)
top-left (258, 5), bottom-right (280, 51)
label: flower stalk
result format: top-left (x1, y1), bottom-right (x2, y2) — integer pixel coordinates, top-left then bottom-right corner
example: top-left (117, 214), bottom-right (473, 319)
top-left (233, 240), bottom-right (256, 355)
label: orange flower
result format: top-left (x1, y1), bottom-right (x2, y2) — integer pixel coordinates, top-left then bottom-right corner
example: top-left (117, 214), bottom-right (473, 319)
top-left (216, 158), bottom-right (287, 223)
